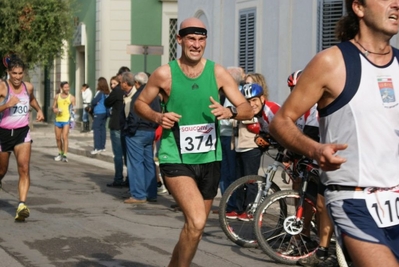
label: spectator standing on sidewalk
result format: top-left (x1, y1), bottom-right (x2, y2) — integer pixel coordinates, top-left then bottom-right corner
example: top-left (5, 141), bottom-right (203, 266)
top-left (0, 56), bottom-right (45, 221)
top-left (105, 67), bottom-right (130, 187)
top-left (81, 83), bottom-right (92, 133)
top-left (218, 66), bottom-right (244, 196)
top-left (90, 77), bottom-right (110, 155)
top-left (52, 81), bottom-right (76, 163)
top-left (122, 72), bottom-right (160, 204)
top-left (110, 76), bottom-right (119, 90)
top-left (134, 17), bottom-right (253, 267)
top-left (119, 71), bottom-right (136, 197)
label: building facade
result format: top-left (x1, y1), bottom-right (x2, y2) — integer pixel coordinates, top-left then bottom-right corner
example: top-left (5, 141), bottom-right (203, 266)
top-left (31, 0), bottom-right (177, 122)
top-left (178, 0), bottom-right (399, 104)
top-left (31, 0), bottom-right (399, 121)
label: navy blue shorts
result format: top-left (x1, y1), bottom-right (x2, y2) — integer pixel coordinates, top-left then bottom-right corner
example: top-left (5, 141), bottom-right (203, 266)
top-left (160, 161), bottom-right (221, 200)
top-left (327, 198), bottom-right (399, 261)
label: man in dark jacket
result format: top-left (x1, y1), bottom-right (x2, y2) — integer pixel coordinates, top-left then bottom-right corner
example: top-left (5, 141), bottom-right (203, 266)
top-left (104, 66), bottom-right (130, 187)
top-left (121, 72), bottom-right (160, 204)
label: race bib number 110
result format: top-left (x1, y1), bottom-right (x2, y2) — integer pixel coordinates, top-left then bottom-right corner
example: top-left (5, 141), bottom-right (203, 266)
top-left (365, 188), bottom-right (399, 228)
top-left (180, 123), bottom-right (216, 154)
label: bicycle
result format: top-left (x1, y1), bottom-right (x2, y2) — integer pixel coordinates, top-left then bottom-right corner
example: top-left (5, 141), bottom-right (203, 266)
top-left (218, 145), bottom-right (293, 248)
top-left (253, 157), bottom-right (320, 265)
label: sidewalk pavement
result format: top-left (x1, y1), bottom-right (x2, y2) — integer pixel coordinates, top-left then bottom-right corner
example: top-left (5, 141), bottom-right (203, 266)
top-left (31, 122), bottom-right (115, 164)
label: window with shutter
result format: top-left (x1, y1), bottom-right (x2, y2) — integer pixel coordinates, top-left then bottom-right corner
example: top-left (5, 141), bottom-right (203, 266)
top-left (239, 9), bottom-right (256, 73)
top-left (318, 0), bottom-right (345, 51)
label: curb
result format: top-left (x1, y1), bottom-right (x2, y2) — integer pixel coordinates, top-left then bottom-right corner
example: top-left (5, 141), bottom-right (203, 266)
top-left (68, 146), bottom-right (114, 164)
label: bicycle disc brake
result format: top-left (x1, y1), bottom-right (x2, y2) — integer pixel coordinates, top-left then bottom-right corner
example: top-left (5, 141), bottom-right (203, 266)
top-left (283, 215), bottom-right (303, 235)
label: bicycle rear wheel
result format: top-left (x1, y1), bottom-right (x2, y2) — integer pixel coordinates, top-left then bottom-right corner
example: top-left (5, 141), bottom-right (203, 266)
top-left (254, 190), bottom-right (318, 265)
top-left (218, 175), bottom-right (280, 248)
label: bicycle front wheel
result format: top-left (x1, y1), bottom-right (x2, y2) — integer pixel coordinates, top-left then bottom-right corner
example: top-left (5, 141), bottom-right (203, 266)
top-left (254, 190), bottom-right (318, 265)
top-left (218, 175), bottom-right (280, 248)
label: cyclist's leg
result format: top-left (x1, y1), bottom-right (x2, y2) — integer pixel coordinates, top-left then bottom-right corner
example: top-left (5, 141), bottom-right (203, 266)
top-left (301, 180), bottom-right (318, 237)
top-left (316, 186), bottom-right (334, 249)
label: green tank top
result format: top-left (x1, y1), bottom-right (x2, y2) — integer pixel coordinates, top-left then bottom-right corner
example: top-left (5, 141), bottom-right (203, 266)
top-left (159, 60), bottom-right (222, 164)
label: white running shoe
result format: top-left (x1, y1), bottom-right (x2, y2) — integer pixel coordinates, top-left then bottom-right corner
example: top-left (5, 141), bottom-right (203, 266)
top-left (90, 149), bottom-right (101, 155)
top-left (157, 184), bottom-right (168, 195)
top-left (54, 154), bottom-right (63, 161)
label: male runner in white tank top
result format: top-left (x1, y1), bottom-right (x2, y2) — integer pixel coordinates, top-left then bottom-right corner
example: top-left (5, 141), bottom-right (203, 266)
top-left (270, 1), bottom-right (399, 267)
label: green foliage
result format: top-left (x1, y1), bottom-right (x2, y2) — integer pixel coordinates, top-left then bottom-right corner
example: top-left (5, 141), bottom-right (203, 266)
top-left (0, 0), bottom-right (76, 76)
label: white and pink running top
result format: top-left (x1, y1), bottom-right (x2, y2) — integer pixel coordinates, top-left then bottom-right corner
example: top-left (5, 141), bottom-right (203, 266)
top-left (0, 81), bottom-right (30, 129)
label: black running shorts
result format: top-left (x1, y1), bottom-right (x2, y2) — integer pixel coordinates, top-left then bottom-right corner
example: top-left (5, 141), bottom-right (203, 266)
top-left (0, 126), bottom-right (32, 152)
top-left (160, 161), bottom-right (221, 200)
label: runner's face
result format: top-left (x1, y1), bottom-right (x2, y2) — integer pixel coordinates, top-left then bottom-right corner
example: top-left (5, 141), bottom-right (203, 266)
top-left (8, 67), bottom-right (24, 88)
top-left (179, 34), bottom-right (207, 62)
top-left (62, 84), bottom-right (70, 93)
top-left (361, 0), bottom-right (399, 36)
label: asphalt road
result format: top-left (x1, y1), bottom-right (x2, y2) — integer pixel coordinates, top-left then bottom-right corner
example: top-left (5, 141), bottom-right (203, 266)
top-left (0, 138), bottom-right (293, 267)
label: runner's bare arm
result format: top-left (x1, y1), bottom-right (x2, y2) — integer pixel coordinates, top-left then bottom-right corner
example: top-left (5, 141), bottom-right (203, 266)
top-left (0, 82), bottom-right (21, 113)
top-left (270, 47), bottom-right (347, 171)
top-left (135, 65), bottom-right (181, 129)
top-left (27, 82), bottom-right (44, 121)
top-left (213, 64), bottom-right (253, 120)
top-left (52, 94), bottom-right (59, 113)
top-left (71, 95), bottom-right (76, 111)
top-left (0, 81), bottom-right (10, 112)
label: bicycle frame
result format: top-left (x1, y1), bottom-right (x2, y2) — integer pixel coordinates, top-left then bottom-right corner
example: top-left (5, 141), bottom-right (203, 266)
top-left (250, 149), bottom-right (292, 213)
top-left (288, 158), bottom-right (319, 234)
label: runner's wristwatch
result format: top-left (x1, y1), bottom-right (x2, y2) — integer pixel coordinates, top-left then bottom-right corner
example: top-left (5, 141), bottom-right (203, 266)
top-left (228, 106), bottom-right (237, 119)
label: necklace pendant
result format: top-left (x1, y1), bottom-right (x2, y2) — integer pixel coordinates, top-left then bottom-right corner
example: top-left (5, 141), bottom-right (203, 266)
top-left (364, 51), bottom-right (369, 57)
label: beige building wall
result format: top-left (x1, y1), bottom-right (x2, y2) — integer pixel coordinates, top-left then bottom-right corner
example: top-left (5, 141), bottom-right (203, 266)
top-left (96, 0), bottom-right (131, 82)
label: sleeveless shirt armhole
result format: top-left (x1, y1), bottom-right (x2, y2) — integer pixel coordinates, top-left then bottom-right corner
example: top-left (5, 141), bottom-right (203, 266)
top-left (4, 80), bottom-right (10, 101)
top-left (318, 41), bottom-right (361, 118)
top-left (392, 47), bottom-right (399, 62)
top-left (22, 82), bottom-right (29, 95)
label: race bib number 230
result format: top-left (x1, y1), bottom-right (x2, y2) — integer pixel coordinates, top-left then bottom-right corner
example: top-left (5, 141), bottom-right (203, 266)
top-left (179, 123), bottom-right (216, 154)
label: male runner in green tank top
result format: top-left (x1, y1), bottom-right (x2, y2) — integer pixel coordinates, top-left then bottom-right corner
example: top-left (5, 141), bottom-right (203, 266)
top-left (135, 17), bottom-right (253, 267)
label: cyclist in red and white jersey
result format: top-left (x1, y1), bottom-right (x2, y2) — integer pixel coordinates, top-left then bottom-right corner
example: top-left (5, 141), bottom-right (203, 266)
top-left (240, 82), bottom-right (280, 134)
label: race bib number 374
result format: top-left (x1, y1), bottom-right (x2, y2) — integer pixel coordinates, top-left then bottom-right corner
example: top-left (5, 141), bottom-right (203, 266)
top-left (179, 123), bottom-right (216, 154)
